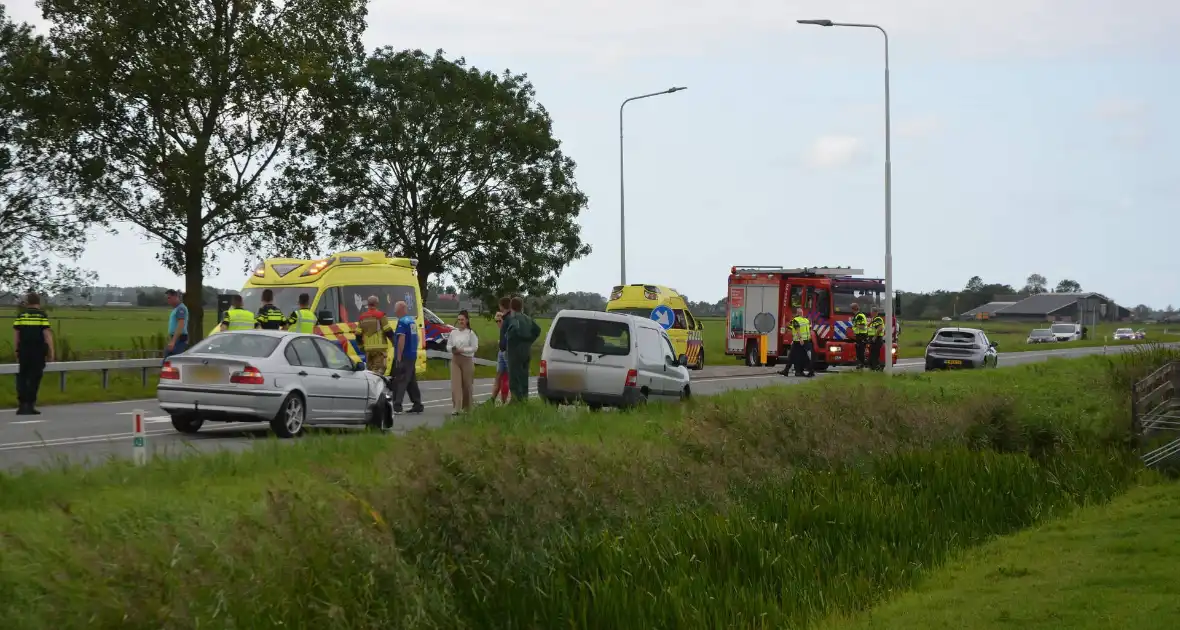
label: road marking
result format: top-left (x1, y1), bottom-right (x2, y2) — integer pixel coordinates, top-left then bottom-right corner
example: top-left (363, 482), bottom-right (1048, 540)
top-left (9, 420), bottom-right (44, 425)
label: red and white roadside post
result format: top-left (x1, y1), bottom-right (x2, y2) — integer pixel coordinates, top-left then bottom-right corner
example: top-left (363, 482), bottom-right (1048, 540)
top-left (132, 408), bottom-right (147, 466)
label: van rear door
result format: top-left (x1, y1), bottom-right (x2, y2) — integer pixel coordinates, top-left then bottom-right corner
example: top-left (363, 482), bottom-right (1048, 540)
top-left (583, 318), bottom-right (634, 397)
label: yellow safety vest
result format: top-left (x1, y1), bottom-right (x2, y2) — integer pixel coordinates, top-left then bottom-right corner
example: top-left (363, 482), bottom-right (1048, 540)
top-left (870, 316), bottom-right (885, 337)
top-left (791, 316), bottom-right (811, 342)
top-left (288, 308), bottom-right (317, 333)
top-left (852, 312), bottom-right (868, 335)
top-left (223, 308), bottom-right (255, 331)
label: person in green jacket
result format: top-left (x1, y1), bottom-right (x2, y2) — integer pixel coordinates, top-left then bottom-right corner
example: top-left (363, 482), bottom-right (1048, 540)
top-left (501, 295), bottom-right (541, 402)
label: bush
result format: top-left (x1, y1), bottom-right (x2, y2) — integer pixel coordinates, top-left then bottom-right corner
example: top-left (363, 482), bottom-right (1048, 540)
top-left (0, 354), bottom-right (1161, 629)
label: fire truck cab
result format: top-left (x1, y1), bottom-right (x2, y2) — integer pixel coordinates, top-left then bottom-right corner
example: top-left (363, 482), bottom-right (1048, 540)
top-left (724, 266), bottom-right (899, 370)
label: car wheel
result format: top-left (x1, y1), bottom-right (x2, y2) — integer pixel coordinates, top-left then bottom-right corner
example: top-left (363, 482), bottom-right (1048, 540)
top-left (170, 414), bottom-right (203, 434)
top-left (680, 386), bottom-right (691, 401)
top-left (271, 393), bottom-right (306, 438)
top-left (745, 342), bottom-right (761, 367)
top-left (366, 394), bottom-right (392, 431)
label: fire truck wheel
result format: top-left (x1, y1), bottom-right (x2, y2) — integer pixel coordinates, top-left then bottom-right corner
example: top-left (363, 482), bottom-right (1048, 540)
top-left (745, 342), bottom-right (761, 367)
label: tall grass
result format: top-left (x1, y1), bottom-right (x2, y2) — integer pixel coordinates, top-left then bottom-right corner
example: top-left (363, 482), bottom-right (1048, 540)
top-left (0, 353), bottom-right (1168, 629)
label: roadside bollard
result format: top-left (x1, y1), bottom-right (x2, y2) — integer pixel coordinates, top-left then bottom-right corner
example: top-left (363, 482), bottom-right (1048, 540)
top-left (759, 334), bottom-right (768, 365)
top-left (132, 408), bottom-right (147, 466)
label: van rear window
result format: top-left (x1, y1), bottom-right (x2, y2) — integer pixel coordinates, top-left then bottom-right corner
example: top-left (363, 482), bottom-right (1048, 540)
top-left (550, 318), bottom-right (631, 356)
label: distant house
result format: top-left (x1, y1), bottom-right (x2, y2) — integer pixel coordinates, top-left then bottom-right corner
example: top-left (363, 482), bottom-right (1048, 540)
top-left (989, 292), bottom-right (1130, 322)
top-left (959, 301), bottom-right (1016, 320)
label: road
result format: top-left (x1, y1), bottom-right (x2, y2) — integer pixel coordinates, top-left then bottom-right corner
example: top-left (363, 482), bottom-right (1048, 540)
top-left (0, 344), bottom-right (1156, 471)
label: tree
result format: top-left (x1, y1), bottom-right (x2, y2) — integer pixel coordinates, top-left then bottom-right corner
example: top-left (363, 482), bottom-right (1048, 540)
top-left (964, 276), bottom-right (985, 293)
top-left (0, 7), bottom-right (99, 299)
top-left (1131, 304), bottom-right (1153, 320)
top-left (1055, 279), bottom-right (1082, 293)
top-left (277, 48), bottom-right (591, 307)
top-left (1023, 273), bottom-right (1048, 295)
top-left (29, 0), bottom-right (368, 341)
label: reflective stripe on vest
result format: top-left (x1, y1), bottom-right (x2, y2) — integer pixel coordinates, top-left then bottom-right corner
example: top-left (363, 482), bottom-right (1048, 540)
top-left (225, 308), bottom-right (255, 331)
top-left (791, 316), bottom-right (811, 342)
top-left (289, 309), bottom-right (316, 333)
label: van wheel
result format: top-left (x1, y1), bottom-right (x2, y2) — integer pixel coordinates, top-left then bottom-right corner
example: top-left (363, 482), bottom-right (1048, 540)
top-left (170, 414), bottom-right (203, 434)
top-left (271, 393), bottom-right (306, 438)
top-left (692, 348), bottom-right (705, 370)
top-left (680, 386), bottom-right (691, 401)
top-left (745, 342), bottom-right (761, 367)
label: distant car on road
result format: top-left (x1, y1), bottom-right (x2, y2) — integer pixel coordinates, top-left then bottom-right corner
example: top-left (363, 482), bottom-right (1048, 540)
top-left (1026, 328), bottom-right (1056, 344)
top-left (157, 330), bottom-right (392, 438)
top-left (1050, 322), bottom-right (1082, 342)
top-left (925, 327), bottom-right (998, 371)
top-left (1113, 327), bottom-right (1136, 341)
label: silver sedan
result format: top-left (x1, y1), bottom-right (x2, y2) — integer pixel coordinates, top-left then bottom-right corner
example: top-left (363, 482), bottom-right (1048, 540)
top-left (157, 330), bottom-right (392, 437)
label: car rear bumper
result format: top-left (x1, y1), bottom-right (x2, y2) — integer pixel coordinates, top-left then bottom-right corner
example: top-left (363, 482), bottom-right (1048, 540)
top-left (157, 384), bottom-right (285, 422)
top-left (537, 377), bottom-right (645, 407)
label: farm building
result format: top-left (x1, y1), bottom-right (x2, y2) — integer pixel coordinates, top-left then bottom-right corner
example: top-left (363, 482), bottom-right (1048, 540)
top-left (986, 292), bottom-right (1130, 323)
top-left (958, 301), bottom-right (1017, 320)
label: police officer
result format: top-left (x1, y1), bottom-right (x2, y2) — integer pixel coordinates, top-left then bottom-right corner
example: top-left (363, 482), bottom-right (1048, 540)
top-left (850, 302), bottom-right (869, 369)
top-left (220, 295), bottom-right (255, 332)
top-left (255, 289), bottom-right (286, 330)
top-left (13, 292), bottom-right (54, 415)
top-left (868, 306), bottom-right (886, 371)
top-left (783, 306), bottom-right (815, 378)
top-left (285, 293), bottom-right (316, 333)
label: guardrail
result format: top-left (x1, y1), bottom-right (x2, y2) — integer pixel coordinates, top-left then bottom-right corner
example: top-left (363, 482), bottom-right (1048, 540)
top-left (0, 350), bottom-right (496, 392)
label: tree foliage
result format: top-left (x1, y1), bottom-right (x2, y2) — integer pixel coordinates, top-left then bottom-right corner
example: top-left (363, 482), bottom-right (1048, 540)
top-left (1023, 273), bottom-right (1047, 295)
top-left (0, 6), bottom-right (97, 298)
top-left (276, 48), bottom-right (591, 308)
top-left (27, 0), bottom-right (367, 339)
top-left (1054, 278), bottom-right (1082, 293)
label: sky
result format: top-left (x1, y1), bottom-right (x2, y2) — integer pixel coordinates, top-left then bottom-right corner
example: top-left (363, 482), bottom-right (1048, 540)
top-left (9, 0), bottom-right (1180, 307)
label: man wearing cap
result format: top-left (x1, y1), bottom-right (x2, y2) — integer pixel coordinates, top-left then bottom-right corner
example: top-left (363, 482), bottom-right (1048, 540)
top-left (164, 289), bottom-right (188, 360)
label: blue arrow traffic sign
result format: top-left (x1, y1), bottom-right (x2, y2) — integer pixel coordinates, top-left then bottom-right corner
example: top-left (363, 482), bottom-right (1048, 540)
top-left (650, 305), bottom-right (675, 330)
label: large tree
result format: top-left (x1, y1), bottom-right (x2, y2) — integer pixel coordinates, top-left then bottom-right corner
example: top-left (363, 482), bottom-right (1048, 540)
top-left (0, 6), bottom-right (97, 299)
top-left (28, 0), bottom-right (367, 340)
top-left (1023, 273), bottom-right (1048, 295)
top-left (1055, 278), bottom-right (1082, 293)
top-left (277, 48), bottom-right (591, 306)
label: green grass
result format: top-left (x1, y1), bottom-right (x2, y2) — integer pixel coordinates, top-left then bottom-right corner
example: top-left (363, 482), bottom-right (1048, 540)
top-left (0, 348), bottom-right (1172, 628)
top-left (1, 306), bottom-right (1173, 408)
top-left (821, 481), bottom-right (1180, 630)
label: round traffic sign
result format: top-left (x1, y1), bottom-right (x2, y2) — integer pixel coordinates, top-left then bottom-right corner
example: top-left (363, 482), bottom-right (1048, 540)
top-left (650, 305), bottom-right (675, 330)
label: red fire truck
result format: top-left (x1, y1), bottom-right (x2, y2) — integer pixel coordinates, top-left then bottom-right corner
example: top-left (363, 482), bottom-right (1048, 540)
top-left (724, 266), bottom-right (899, 370)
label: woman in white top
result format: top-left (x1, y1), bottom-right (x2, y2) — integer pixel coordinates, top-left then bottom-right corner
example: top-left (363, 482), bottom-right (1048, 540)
top-left (448, 310), bottom-right (479, 414)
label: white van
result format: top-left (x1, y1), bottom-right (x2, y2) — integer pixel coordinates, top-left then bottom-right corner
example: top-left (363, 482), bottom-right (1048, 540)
top-left (1050, 322), bottom-right (1082, 342)
top-left (538, 309), bottom-right (691, 409)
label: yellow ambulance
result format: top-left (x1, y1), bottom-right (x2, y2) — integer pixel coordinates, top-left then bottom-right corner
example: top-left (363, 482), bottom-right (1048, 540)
top-left (212, 251), bottom-right (428, 375)
top-left (605, 284), bottom-right (705, 370)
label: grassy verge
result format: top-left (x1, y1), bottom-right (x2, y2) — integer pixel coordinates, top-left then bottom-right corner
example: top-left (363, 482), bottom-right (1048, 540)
top-left (821, 481), bottom-right (1180, 630)
top-left (1, 348), bottom-right (1171, 628)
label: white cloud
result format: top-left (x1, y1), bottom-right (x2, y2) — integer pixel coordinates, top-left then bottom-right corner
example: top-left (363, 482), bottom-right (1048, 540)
top-left (806, 135), bottom-right (863, 169)
top-left (897, 116), bottom-right (944, 139)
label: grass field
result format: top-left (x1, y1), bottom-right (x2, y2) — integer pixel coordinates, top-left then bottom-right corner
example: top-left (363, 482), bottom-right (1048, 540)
top-left (0, 306), bottom-right (1173, 408)
top-left (822, 481), bottom-right (1180, 629)
top-left (0, 347), bottom-right (1173, 628)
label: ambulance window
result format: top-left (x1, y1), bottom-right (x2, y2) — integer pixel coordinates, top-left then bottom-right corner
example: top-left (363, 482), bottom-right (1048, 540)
top-left (341, 284), bottom-right (419, 322)
top-left (317, 287), bottom-right (341, 324)
top-left (672, 309), bottom-right (687, 329)
top-left (683, 310), bottom-right (697, 330)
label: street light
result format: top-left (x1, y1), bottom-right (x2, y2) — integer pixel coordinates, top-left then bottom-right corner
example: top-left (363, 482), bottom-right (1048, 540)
top-left (619, 86), bottom-right (687, 286)
top-left (797, 18), bottom-right (895, 374)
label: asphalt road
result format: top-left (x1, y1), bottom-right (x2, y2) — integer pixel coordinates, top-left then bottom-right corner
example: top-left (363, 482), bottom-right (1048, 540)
top-left (0, 344), bottom-right (1158, 472)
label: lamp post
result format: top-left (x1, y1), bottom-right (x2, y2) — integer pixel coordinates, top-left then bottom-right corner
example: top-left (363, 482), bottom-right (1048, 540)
top-left (619, 86), bottom-right (687, 285)
top-left (798, 18), bottom-right (894, 374)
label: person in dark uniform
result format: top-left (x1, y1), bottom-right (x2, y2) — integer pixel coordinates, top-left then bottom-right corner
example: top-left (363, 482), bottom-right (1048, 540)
top-left (13, 292), bottom-right (55, 415)
top-left (255, 289), bottom-right (286, 329)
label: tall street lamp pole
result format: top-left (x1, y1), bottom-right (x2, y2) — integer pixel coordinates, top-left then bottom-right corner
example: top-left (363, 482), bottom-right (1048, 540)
top-left (619, 86), bottom-right (687, 286)
top-left (797, 18), bottom-right (895, 374)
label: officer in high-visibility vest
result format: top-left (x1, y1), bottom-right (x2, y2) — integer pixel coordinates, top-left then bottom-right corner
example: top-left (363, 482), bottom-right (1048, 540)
top-left (783, 306), bottom-right (815, 378)
top-left (255, 288), bottom-right (286, 330)
top-left (13, 292), bottom-right (55, 415)
top-left (850, 302), bottom-right (869, 369)
top-left (220, 295), bottom-right (255, 332)
top-left (868, 306), bottom-right (886, 371)
top-left (285, 292), bottom-right (317, 333)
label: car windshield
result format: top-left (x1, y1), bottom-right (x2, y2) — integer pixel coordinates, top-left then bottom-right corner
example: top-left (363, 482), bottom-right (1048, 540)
top-left (1050, 324), bottom-right (1076, 333)
top-left (239, 287), bottom-right (319, 316)
top-left (188, 333), bottom-right (281, 358)
top-left (1030, 329), bottom-right (1052, 337)
top-left (549, 317), bottom-right (632, 356)
top-left (1116, 328), bottom-right (1133, 334)
top-left (422, 307), bottom-right (444, 325)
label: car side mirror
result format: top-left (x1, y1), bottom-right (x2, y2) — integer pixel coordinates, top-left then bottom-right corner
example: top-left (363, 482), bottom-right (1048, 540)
top-left (677, 354), bottom-right (688, 367)
top-left (353, 361), bottom-right (366, 372)
top-left (990, 341), bottom-right (998, 348)
top-left (317, 310), bottom-right (334, 325)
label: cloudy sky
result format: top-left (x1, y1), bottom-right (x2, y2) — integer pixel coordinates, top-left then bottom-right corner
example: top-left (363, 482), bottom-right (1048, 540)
top-left (10, 0), bottom-right (1180, 307)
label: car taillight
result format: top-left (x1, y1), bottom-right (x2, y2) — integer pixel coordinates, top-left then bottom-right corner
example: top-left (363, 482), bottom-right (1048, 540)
top-left (230, 365), bottom-right (264, 385)
top-left (160, 361), bottom-right (179, 380)
top-left (625, 369), bottom-right (637, 388)
top-left (539, 360), bottom-right (547, 377)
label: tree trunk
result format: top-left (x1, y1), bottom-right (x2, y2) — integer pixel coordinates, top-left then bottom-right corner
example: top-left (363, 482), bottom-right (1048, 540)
top-left (184, 240), bottom-right (206, 345)
top-left (416, 266), bottom-right (435, 310)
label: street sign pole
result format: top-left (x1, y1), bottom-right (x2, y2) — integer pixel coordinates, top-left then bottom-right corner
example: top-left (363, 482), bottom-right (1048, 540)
top-left (132, 408), bottom-right (147, 466)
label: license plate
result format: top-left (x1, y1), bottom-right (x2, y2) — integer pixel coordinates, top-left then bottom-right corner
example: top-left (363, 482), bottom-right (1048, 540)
top-left (551, 371), bottom-right (585, 391)
top-left (945, 360), bottom-right (963, 366)
top-left (185, 365), bottom-right (225, 384)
